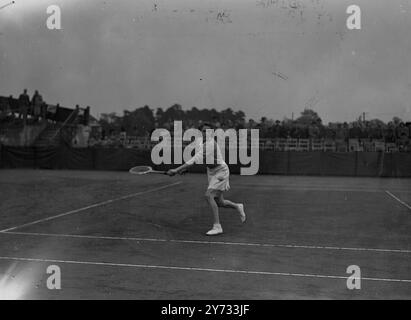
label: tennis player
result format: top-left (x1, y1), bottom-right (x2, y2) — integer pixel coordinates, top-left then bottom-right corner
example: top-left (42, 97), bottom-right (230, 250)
top-left (167, 123), bottom-right (246, 236)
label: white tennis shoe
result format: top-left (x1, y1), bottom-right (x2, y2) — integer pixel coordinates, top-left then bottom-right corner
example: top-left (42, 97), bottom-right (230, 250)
top-left (206, 224), bottom-right (223, 236)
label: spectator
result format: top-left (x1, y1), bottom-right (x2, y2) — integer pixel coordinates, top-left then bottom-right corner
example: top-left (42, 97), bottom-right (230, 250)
top-left (308, 121), bottom-right (320, 139)
top-left (0, 97), bottom-right (9, 120)
top-left (359, 122), bottom-right (369, 139)
top-left (397, 122), bottom-right (409, 150)
top-left (212, 116), bottom-right (221, 129)
top-left (349, 122), bottom-right (362, 139)
top-left (384, 122), bottom-right (396, 143)
top-left (120, 126), bottom-right (127, 142)
top-left (31, 90), bottom-right (43, 121)
top-left (397, 122), bottom-right (409, 139)
top-left (335, 124), bottom-right (346, 141)
top-left (342, 122), bottom-right (349, 140)
top-left (84, 106), bottom-right (90, 125)
top-left (18, 89), bottom-right (30, 125)
top-left (269, 120), bottom-right (281, 138)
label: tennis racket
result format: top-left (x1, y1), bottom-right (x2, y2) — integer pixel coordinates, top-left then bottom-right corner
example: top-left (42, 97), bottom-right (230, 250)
top-left (129, 166), bottom-right (188, 175)
top-left (129, 166), bottom-right (166, 175)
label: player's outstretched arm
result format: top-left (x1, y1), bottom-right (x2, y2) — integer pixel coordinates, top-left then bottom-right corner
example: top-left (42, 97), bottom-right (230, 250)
top-left (168, 141), bottom-right (205, 176)
top-left (167, 162), bottom-right (192, 176)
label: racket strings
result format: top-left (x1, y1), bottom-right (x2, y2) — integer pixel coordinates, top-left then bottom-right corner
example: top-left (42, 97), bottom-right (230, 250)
top-left (130, 166), bottom-right (152, 174)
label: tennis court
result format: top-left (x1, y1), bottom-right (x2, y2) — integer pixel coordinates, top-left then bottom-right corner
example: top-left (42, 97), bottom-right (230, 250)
top-left (0, 169), bottom-right (410, 299)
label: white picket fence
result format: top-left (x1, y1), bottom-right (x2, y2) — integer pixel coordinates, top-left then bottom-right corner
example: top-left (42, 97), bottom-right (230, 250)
top-left (110, 136), bottom-right (403, 152)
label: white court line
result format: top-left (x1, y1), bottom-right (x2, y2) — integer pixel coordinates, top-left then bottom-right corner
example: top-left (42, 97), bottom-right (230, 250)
top-left (385, 190), bottom-right (411, 211)
top-left (2, 231), bottom-right (411, 254)
top-left (0, 256), bottom-right (410, 283)
top-left (0, 181), bottom-right (182, 233)
top-left (235, 185), bottom-right (389, 193)
top-left (235, 184), bottom-right (411, 194)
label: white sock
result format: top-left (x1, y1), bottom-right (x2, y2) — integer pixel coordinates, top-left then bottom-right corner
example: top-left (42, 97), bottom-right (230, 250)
top-left (238, 204), bottom-right (246, 223)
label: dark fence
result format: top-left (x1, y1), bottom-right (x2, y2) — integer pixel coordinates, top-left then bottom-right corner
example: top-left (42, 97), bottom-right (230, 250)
top-left (1, 145), bottom-right (411, 177)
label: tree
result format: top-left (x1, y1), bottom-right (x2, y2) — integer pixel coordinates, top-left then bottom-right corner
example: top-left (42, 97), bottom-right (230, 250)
top-left (234, 110), bottom-right (245, 123)
top-left (392, 116), bottom-right (402, 126)
top-left (295, 109), bottom-right (322, 126)
top-left (155, 108), bottom-right (164, 125)
top-left (122, 106), bottom-right (155, 136)
top-left (162, 104), bottom-right (185, 122)
top-left (369, 118), bottom-right (385, 128)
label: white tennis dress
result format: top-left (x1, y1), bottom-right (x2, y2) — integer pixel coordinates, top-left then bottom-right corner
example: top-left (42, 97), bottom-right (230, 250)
top-left (186, 137), bottom-right (230, 192)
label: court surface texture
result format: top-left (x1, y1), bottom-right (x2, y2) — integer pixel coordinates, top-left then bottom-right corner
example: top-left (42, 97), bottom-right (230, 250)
top-left (0, 169), bottom-right (410, 299)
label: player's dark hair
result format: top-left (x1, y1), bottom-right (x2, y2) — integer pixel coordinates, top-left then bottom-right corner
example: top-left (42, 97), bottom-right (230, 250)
top-left (198, 122), bottom-right (214, 131)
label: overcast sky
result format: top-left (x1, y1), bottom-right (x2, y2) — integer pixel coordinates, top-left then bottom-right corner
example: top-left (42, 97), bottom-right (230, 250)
top-left (0, 0), bottom-right (410, 123)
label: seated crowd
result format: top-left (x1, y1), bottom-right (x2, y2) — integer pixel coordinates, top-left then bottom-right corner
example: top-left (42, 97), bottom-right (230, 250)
top-left (91, 119), bottom-right (411, 152)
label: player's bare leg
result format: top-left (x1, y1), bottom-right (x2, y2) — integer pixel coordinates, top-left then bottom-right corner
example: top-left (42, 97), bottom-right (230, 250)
top-left (216, 193), bottom-right (246, 223)
top-left (205, 190), bottom-right (223, 235)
